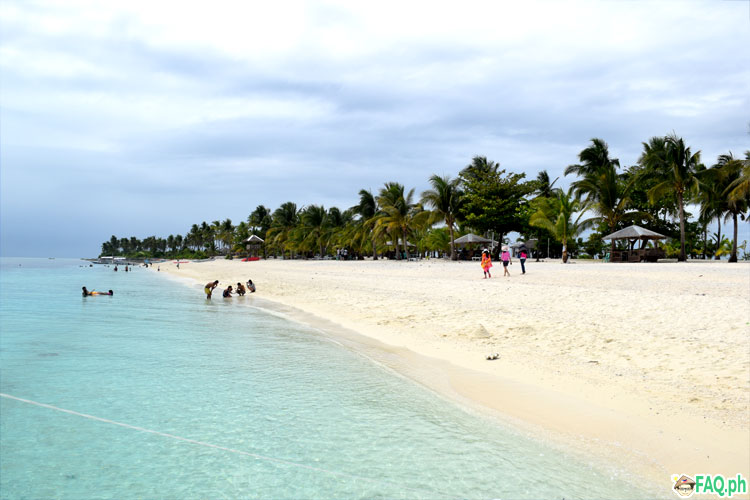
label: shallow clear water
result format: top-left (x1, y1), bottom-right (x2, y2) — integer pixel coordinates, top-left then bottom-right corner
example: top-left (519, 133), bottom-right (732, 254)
top-left (0, 258), bottom-right (652, 499)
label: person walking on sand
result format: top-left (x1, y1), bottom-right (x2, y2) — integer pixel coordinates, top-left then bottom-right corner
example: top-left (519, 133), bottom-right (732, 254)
top-left (501, 246), bottom-right (512, 277)
top-left (480, 249), bottom-right (492, 279)
top-left (205, 280), bottom-right (219, 299)
top-left (519, 247), bottom-right (527, 274)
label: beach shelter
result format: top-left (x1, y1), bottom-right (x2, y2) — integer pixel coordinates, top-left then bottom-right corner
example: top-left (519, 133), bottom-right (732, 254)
top-left (453, 233), bottom-right (492, 246)
top-left (244, 235), bottom-right (265, 244)
top-left (385, 239), bottom-right (416, 247)
top-left (453, 233), bottom-right (493, 260)
top-left (244, 234), bottom-right (265, 259)
top-left (602, 225), bottom-right (667, 262)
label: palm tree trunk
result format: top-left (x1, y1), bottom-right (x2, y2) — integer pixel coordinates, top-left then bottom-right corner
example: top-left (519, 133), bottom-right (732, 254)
top-left (449, 224), bottom-right (456, 261)
top-left (730, 213), bottom-right (738, 262)
top-left (372, 238), bottom-right (377, 260)
top-left (536, 231), bottom-right (542, 262)
top-left (714, 219), bottom-right (721, 260)
top-left (678, 193), bottom-right (687, 261)
top-left (402, 228), bottom-right (410, 260)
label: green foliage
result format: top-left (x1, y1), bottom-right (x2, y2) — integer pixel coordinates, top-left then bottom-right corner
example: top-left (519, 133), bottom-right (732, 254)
top-left (98, 145), bottom-right (747, 265)
top-left (639, 134), bottom-right (702, 261)
top-left (375, 182), bottom-right (430, 259)
top-left (529, 188), bottom-right (592, 261)
top-left (458, 156), bottom-right (535, 240)
top-left (565, 139), bottom-right (650, 253)
top-left (423, 227), bottom-right (451, 253)
top-left (421, 174), bottom-right (462, 259)
top-left (583, 232), bottom-right (606, 258)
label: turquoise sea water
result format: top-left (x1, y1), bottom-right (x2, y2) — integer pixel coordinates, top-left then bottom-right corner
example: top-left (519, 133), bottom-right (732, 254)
top-left (0, 258), bottom-right (653, 499)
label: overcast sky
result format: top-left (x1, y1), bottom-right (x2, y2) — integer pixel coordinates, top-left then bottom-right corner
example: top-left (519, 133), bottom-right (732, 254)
top-left (1, 0), bottom-right (748, 257)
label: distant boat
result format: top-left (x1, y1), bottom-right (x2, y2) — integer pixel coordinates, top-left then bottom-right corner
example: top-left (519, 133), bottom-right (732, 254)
top-left (48, 257), bottom-right (55, 259)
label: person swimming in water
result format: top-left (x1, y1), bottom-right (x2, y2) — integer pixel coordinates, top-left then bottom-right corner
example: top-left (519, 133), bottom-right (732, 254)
top-left (82, 287), bottom-right (113, 296)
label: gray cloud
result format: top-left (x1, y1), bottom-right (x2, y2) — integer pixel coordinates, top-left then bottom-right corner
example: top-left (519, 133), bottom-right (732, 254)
top-left (2, 0), bottom-right (748, 257)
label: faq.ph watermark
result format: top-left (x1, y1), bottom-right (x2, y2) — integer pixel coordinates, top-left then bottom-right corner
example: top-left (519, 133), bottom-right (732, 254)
top-left (672, 474), bottom-right (748, 498)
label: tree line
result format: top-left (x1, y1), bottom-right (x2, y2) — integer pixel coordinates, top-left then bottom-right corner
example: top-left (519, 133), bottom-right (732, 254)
top-left (100, 135), bottom-right (750, 262)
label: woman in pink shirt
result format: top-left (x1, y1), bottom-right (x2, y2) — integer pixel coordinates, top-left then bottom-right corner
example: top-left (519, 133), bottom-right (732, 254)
top-left (500, 246), bottom-right (512, 277)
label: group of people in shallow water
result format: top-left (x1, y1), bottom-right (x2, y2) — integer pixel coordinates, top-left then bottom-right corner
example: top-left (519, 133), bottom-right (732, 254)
top-left (480, 247), bottom-right (527, 278)
top-left (204, 279), bottom-right (256, 299)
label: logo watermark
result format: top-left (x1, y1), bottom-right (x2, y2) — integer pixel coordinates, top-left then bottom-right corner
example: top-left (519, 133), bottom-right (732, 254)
top-left (672, 474), bottom-right (747, 498)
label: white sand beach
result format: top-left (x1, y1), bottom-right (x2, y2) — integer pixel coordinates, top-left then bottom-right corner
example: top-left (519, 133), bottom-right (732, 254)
top-left (158, 258), bottom-right (750, 488)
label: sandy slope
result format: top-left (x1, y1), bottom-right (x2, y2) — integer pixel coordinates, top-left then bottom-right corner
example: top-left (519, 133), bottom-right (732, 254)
top-left (157, 257), bottom-right (750, 488)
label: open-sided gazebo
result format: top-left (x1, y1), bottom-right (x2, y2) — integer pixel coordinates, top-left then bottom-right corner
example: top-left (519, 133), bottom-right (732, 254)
top-left (453, 233), bottom-right (493, 260)
top-left (602, 225), bottom-right (667, 262)
top-left (453, 233), bottom-right (492, 246)
top-left (244, 234), bottom-right (265, 259)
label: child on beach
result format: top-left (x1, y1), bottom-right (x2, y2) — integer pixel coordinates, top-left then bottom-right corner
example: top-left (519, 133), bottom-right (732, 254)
top-left (246, 279), bottom-right (256, 293)
top-left (205, 280), bottom-right (219, 299)
top-left (480, 249), bottom-right (492, 279)
top-left (236, 282), bottom-right (246, 296)
top-left (501, 246), bottom-right (512, 276)
top-left (222, 285), bottom-right (233, 298)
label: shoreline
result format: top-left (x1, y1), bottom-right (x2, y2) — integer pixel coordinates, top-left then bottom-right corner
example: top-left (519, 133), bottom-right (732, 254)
top-left (153, 258), bottom-right (750, 492)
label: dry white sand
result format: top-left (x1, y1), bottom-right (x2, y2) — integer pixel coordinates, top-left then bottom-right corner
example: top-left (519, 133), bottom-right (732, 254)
top-left (157, 257), bottom-right (750, 487)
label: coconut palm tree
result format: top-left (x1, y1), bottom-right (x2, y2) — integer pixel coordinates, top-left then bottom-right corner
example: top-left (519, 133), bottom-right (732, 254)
top-left (725, 150), bottom-right (750, 203)
top-left (376, 182), bottom-right (430, 260)
top-left (267, 202), bottom-right (299, 259)
top-left (714, 153), bottom-right (749, 262)
top-left (421, 174), bottom-right (462, 260)
top-left (696, 164), bottom-right (726, 259)
top-left (248, 205), bottom-right (272, 238)
top-left (639, 134), bottom-right (701, 261)
top-left (535, 170), bottom-right (561, 198)
top-left (352, 189), bottom-right (380, 259)
top-left (565, 138), bottom-right (620, 179)
top-left (423, 227), bottom-right (452, 256)
top-left (459, 156), bottom-right (500, 183)
top-left (210, 220), bottom-right (223, 251)
top-left (529, 187), bottom-right (592, 263)
top-left (186, 224), bottom-right (200, 251)
top-left (570, 164), bottom-right (647, 254)
top-left (219, 219), bottom-right (234, 253)
top-left (298, 205), bottom-right (330, 257)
